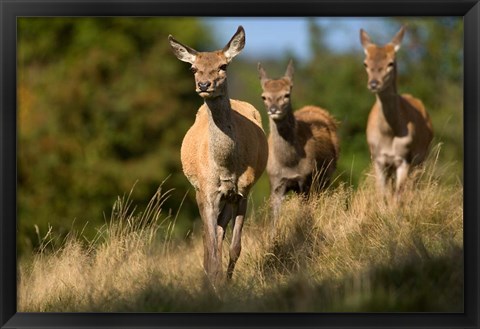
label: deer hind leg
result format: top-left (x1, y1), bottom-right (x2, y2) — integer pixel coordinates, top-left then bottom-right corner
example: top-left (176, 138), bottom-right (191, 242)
top-left (298, 175), bottom-right (312, 197)
top-left (227, 198), bottom-right (247, 280)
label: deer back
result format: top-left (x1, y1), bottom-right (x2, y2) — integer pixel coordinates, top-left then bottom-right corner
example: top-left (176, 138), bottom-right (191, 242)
top-left (293, 105), bottom-right (339, 172)
top-left (399, 94), bottom-right (433, 164)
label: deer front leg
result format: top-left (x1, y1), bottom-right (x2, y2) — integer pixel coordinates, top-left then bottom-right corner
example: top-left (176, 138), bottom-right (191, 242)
top-left (394, 158), bottom-right (410, 200)
top-left (216, 202), bottom-right (233, 282)
top-left (197, 192), bottom-right (222, 286)
top-left (270, 178), bottom-right (287, 224)
top-left (373, 158), bottom-right (389, 199)
top-left (227, 198), bottom-right (247, 280)
top-left (271, 192), bottom-right (282, 223)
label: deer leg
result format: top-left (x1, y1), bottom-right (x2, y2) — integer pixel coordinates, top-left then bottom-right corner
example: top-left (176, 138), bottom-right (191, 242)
top-left (270, 182), bottom-right (287, 224)
top-left (197, 192), bottom-right (223, 286)
top-left (227, 198), bottom-right (247, 280)
top-left (299, 175), bottom-right (312, 198)
top-left (271, 192), bottom-right (281, 221)
top-left (217, 202), bottom-right (233, 240)
top-left (214, 202), bottom-right (233, 282)
top-left (394, 159), bottom-right (410, 201)
top-left (373, 160), bottom-right (389, 199)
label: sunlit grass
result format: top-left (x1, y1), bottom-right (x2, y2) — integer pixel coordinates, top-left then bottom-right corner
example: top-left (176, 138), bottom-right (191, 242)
top-left (18, 146), bottom-right (463, 312)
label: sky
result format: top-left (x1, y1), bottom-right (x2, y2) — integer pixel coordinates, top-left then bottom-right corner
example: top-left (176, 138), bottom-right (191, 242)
top-left (203, 17), bottom-right (395, 61)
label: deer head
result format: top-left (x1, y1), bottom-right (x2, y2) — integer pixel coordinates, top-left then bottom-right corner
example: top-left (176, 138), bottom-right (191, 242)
top-left (168, 26), bottom-right (245, 99)
top-left (360, 26), bottom-right (406, 93)
top-left (257, 59), bottom-right (295, 120)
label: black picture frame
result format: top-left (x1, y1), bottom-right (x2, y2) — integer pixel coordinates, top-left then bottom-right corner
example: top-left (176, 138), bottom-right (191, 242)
top-left (1, 0), bottom-right (478, 328)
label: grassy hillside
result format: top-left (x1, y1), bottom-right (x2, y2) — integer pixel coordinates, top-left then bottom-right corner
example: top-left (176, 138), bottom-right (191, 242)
top-left (18, 147), bottom-right (463, 312)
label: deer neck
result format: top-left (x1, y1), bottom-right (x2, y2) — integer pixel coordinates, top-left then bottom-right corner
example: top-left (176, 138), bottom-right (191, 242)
top-left (269, 104), bottom-right (299, 166)
top-left (375, 76), bottom-right (401, 133)
top-left (204, 93), bottom-right (237, 172)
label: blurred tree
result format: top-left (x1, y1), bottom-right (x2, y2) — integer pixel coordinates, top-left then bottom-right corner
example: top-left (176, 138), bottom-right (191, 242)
top-left (18, 18), bottom-right (211, 254)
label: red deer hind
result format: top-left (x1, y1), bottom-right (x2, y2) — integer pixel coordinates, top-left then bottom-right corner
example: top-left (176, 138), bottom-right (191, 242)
top-left (258, 60), bottom-right (339, 222)
top-left (360, 26), bottom-right (433, 199)
top-left (168, 26), bottom-right (268, 285)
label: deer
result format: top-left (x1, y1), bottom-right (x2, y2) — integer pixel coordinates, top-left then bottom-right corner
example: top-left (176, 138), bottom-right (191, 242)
top-left (258, 60), bottom-right (339, 222)
top-left (168, 26), bottom-right (268, 286)
top-left (360, 26), bottom-right (433, 200)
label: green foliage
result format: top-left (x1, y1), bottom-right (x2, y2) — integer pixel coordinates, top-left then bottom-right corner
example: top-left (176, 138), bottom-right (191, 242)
top-left (18, 18), bottom-right (211, 254)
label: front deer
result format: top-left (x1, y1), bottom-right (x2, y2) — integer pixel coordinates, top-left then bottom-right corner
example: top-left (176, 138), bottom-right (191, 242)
top-left (258, 60), bottom-right (339, 221)
top-left (360, 26), bottom-right (433, 199)
top-left (168, 26), bottom-right (268, 285)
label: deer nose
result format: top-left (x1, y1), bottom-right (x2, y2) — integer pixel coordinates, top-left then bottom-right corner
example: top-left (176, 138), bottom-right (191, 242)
top-left (268, 106), bottom-right (279, 115)
top-left (198, 81), bottom-right (211, 92)
top-left (369, 80), bottom-right (380, 90)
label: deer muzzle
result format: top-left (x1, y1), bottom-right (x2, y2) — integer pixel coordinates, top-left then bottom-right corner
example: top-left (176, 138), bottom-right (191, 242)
top-left (368, 79), bottom-right (380, 92)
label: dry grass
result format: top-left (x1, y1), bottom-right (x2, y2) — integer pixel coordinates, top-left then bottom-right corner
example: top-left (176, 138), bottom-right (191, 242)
top-left (18, 147), bottom-right (463, 312)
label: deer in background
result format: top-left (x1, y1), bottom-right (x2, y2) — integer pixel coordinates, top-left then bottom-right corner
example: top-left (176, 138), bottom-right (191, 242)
top-left (258, 60), bottom-right (339, 222)
top-left (360, 26), bottom-right (433, 200)
top-left (168, 26), bottom-right (268, 285)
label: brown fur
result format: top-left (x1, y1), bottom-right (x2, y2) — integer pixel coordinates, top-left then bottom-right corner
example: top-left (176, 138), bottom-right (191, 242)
top-left (169, 26), bottom-right (268, 286)
top-left (360, 26), bottom-right (433, 198)
top-left (181, 99), bottom-right (266, 196)
top-left (258, 61), bottom-right (339, 221)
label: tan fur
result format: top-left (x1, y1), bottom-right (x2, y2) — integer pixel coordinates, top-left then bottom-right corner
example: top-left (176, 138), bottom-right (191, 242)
top-left (181, 99), bottom-right (267, 196)
top-left (169, 26), bottom-right (268, 285)
top-left (360, 26), bottom-right (433, 198)
top-left (258, 61), bottom-right (339, 221)
top-left (367, 94), bottom-right (433, 166)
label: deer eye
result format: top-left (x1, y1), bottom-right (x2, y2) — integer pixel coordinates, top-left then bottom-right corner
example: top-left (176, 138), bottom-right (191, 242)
top-left (190, 66), bottom-right (198, 74)
top-left (387, 62), bottom-right (395, 67)
top-left (219, 64), bottom-right (228, 71)
top-left (284, 93), bottom-right (290, 99)
top-left (363, 62), bottom-right (368, 68)
top-left (261, 96), bottom-right (267, 101)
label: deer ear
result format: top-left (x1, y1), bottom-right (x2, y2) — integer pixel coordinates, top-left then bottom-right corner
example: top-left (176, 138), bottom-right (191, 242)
top-left (168, 35), bottom-right (197, 64)
top-left (284, 59), bottom-right (294, 82)
top-left (390, 26), bottom-right (406, 52)
top-left (360, 29), bottom-right (373, 55)
top-left (257, 62), bottom-right (268, 85)
top-left (223, 26), bottom-right (245, 62)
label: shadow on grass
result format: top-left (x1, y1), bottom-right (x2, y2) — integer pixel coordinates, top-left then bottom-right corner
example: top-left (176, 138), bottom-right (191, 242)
top-left (62, 245), bottom-right (462, 313)
top-left (268, 245), bottom-right (464, 313)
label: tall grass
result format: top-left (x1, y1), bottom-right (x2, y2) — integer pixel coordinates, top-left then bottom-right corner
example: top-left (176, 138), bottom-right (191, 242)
top-left (18, 147), bottom-right (463, 312)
